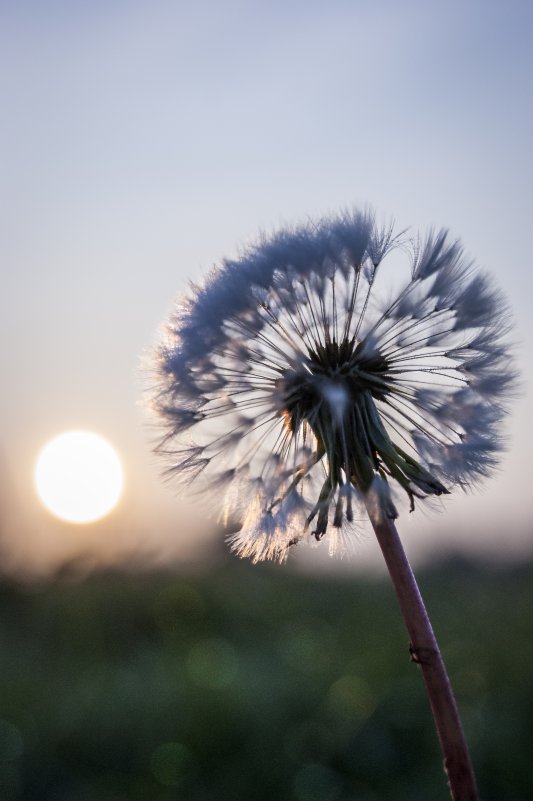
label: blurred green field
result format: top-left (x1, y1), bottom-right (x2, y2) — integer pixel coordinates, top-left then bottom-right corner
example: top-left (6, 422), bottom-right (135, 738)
top-left (0, 556), bottom-right (532, 801)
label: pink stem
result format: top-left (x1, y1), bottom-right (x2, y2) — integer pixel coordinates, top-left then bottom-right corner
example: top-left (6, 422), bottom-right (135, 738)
top-left (365, 504), bottom-right (479, 801)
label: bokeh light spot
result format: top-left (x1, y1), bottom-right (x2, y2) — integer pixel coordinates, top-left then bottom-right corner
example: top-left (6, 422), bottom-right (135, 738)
top-left (327, 675), bottom-right (376, 723)
top-left (186, 637), bottom-right (238, 690)
top-left (279, 620), bottom-right (333, 674)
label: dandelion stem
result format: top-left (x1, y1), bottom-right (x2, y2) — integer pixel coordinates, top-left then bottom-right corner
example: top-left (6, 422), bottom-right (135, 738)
top-left (365, 505), bottom-right (479, 801)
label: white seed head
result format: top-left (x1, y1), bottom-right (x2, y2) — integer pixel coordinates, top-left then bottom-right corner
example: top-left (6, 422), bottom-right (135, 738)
top-left (151, 210), bottom-right (516, 562)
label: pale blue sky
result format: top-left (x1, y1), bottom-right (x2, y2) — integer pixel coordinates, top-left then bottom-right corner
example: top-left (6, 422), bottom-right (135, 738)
top-left (1, 0), bottom-right (532, 573)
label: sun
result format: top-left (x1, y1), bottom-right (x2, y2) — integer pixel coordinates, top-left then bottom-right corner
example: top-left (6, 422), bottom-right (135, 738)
top-left (34, 431), bottom-right (124, 524)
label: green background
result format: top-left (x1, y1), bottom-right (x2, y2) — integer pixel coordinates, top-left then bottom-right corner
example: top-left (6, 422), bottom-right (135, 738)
top-left (1, 557), bottom-right (531, 801)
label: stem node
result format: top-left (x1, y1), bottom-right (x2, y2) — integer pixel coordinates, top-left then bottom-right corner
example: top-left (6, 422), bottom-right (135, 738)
top-left (409, 643), bottom-right (439, 666)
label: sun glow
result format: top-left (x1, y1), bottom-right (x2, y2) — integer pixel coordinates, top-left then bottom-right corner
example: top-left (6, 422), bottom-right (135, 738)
top-left (34, 431), bottom-right (124, 524)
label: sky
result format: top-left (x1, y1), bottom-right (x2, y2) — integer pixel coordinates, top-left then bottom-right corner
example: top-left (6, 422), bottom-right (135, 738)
top-left (1, 0), bottom-right (532, 576)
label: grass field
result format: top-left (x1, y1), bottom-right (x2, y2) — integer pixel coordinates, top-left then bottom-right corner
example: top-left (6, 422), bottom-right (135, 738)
top-left (0, 556), bottom-right (532, 800)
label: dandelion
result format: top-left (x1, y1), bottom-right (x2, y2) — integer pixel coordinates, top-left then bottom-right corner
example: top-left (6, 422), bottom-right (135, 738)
top-left (151, 210), bottom-right (515, 801)
top-left (154, 211), bottom-right (513, 559)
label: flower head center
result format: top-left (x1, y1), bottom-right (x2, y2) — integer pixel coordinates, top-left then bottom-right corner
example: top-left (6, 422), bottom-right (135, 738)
top-left (276, 334), bottom-right (448, 538)
top-left (279, 336), bottom-right (390, 432)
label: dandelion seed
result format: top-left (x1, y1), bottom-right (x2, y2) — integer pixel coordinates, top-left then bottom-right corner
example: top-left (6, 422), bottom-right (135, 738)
top-left (152, 210), bottom-right (515, 563)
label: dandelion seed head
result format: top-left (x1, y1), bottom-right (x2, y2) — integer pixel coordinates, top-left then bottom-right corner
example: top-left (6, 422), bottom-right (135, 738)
top-left (151, 210), bottom-right (516, 562)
